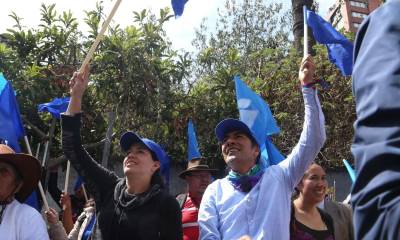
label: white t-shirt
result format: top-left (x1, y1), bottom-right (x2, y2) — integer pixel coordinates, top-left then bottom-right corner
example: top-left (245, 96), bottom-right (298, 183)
top-left (0, 199), bottom-right (49, 240)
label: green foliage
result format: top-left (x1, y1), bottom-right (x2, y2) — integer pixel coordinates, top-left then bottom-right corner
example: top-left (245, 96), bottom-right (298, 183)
top-left (0, 0), bottom-right (355, 171)
top-left (0, 3), bottom-right (189, 166)
top-left (189, 0), bottom-right (355, 169)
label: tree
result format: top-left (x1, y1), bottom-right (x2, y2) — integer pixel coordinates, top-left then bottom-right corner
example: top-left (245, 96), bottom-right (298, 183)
top-left (0, 3), bottom-right (191, 169)
top-left (291, 0), bottom-right (316, 54)
top-left (189, 0), bottom-right (356, 169)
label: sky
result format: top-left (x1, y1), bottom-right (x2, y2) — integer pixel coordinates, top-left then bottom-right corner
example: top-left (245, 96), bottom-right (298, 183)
top-left (0, 0), bottom-right (335, 53)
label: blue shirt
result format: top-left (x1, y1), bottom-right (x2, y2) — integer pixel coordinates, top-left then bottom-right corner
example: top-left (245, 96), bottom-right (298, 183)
top-left (198, 88), bottom-right (326, 240)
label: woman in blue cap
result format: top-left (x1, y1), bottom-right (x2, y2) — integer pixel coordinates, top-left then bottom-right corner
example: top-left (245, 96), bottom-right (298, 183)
top-left (61, 65), bottom-right (182, 240)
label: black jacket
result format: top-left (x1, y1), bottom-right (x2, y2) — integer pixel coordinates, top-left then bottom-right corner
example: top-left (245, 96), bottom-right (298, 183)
top-left (61, 113), bottom-right (182, 240)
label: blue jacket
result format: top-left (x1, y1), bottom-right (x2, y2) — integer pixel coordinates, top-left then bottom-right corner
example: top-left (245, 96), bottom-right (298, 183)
top-left (351, 1), bottom-right (400, 239)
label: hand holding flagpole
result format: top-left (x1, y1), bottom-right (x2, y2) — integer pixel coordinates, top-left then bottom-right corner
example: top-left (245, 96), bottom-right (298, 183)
top-left (79, 0), bottom-right (122, 72)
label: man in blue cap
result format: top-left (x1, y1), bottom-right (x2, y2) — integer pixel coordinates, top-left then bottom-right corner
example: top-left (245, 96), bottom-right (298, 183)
top-left (198, 55), bottom-right (326, 239)
top-left (351, 1), bottom-right (400, 239)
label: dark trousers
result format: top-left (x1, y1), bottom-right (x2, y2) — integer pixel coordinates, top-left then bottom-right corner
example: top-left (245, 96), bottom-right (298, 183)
top-left (351, 1), bottom-right (400, 239)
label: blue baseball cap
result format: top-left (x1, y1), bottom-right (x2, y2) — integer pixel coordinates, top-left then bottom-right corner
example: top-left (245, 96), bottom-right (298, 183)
top-left (120, 132), bottom-right (170, 172)
top-left (215, 118), bottom-right (258, 146)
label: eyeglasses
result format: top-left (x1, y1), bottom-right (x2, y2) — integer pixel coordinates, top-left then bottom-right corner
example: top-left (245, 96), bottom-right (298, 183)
top-left (188, 173), bottom-right (211, 179)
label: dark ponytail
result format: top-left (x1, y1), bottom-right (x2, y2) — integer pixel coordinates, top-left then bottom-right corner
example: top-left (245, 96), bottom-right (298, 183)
top-left (151, 169), bottom-right (165, 189)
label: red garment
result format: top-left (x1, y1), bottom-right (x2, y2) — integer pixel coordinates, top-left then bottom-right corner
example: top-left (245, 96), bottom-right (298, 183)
top-left (182, 195), bottom-right (201, 240)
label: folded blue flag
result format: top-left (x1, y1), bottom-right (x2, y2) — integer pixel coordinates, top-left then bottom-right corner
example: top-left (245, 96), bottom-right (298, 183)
top-left (0, 73), bottom-right (39, 210)
top-left (305, 8), bottom-right (354, 76)
top-left (0, 73), bottom-right (25, 152)
top-left (187, 118), bottom-right (202, 161)
top-left (74, 176), bottom-right (84, 192)
top-left (343, 159), bottom-right (356, 183)
top-left (171, 0), bottom-right (188, 17)
top-left (38, 97), bottom-right (70, 119)
top-left (235, 76), bottom-right (284, 167)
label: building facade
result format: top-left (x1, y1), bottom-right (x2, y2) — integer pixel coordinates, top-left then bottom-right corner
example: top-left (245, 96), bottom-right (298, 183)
top-left (326, 0), bottom-right (382, 33)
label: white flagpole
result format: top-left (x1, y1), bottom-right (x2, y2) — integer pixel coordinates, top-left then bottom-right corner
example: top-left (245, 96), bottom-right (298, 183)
top-left (23, 136), bottom-right (49, 211)
top-left (82, 184), bottom-right (89, 202)
top-left (35, 143), bottom-right (41, 159)
top-left (64, 161), bottom-right (71, 193)
top-left (303, 5), bottom-right (308, 58)
top-left (42, 141), bottom-right (49, 167)
top-left (79, 0), bottom-right (122, 72)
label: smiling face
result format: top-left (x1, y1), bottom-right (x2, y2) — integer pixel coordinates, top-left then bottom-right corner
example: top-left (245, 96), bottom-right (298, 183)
top-left (221, 131), bottom-right (260, 174)
top-left (0, 162), bottom-right (22, 202)
top-left (297, 163), bottom-right (328, 204)
top-left (123, 143), bottom-right (160, 178)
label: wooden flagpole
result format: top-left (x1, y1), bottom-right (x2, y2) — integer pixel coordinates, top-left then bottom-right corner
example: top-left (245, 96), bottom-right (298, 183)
top-left (79, 0), bottom-right (122, 72)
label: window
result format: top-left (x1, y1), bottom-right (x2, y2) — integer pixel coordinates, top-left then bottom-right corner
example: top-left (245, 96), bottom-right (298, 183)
top-left (353, 22), bottom-right (361, 28)
top-left (350, 1), bottom-right (368, 8)
top-left (351, 11), bottom-right (368, 19)
top-left (333, 15), bottom-right (344, 30)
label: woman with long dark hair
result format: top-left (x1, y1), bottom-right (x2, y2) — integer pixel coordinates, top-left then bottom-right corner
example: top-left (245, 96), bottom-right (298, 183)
top-left (61, 66), bottom-right (182, 240)
top-left (290, 163), bottom-right (334, 240)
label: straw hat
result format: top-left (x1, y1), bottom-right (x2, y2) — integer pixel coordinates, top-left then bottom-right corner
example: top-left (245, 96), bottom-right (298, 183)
top-left (0, 144), bottom-right (41, 202)
top-left (178, 157), bottom-right (218, 179)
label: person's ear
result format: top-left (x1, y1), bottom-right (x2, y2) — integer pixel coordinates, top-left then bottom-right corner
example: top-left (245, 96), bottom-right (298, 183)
top-left (152, 161), bottom-right (160, 172)
top-left (252, 145), bottom-right (260, 159)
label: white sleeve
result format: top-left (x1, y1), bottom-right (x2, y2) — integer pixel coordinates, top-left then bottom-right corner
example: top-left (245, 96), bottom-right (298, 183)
top-left (278, 87), bottom-right (326, 189)
top-left (19, 207), bottom-right (50, 240)
top-left (198, 183), bottom-right (221, 240)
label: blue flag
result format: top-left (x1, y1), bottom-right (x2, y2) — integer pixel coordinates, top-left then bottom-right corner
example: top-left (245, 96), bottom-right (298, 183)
top-left (171, 0), bottom-right (188, 17)
top-left (0, 73), bottom-right (39, 210)
top-left (234, 76), bottom-right (285, 167)
top-left (81, 213), bottom-right (96, 240)
top-left (305, 8), bottom-right (353, 76)
top-left (343, 159), bottom-right (356, 183)
top-left (187, 118), bottom-right (202, 161)
top-left (38, 97), bottom-right (70, 119)
top-left (0, 73), bottom-right (25, 152)
top-left (73, 176), bottom-right (84, 192)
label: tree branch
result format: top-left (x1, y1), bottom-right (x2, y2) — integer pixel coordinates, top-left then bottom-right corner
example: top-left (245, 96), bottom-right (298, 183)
top-left (47, 132), bottom-right (117, 168)
top-left (22, 115), bottom-right (49, 140)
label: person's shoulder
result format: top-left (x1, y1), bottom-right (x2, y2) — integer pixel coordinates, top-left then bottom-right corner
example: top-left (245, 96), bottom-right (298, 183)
top-left (325, 199), bottom-right (351, 212)
top-left (158, 191), bottom-right (182, 214)
top-left (210, 177), bottom-right (228, 188)
top-left (12, 201), bottom-right (39, 215)
top-left (160, 191), bottom-right (180, 206)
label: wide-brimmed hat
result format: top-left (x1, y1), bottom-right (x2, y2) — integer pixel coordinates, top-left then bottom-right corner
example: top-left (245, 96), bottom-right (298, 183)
top-left (0, 144), bottom-right (41, 202)
top-left (120, 131), bottom-right (169, 173)
top-left (215, 118), bottom-right (258, 146)
top-left (179, 157), bottom-right (218, 179)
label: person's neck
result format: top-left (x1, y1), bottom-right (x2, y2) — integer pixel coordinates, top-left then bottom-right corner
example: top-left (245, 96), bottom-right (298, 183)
top-left (188, 191), bottom-right (203, 206)
top-left (125, 175), bottom-right (151, 194)
top-left (188, 190), bottom-right (202, 201)
top-left (294, 196), bottom-right (318, 213)
top-left (233, 163), bottom-right (257, 175)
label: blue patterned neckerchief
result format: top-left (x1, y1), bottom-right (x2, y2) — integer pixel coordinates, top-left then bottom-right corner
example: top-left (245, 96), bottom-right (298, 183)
top-left (227, 164), bottom-right (264, 192)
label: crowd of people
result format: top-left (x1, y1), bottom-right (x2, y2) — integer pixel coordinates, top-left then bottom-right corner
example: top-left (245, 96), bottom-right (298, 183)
top-left (0, 1), bottom-right (399, 239)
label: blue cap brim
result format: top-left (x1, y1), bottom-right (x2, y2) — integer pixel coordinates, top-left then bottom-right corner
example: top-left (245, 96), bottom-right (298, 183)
top-left (120, 131), bottom-right (144, 152)
top-left (215, 118), bottom-right (256, 143)
top-left (120, 131), bottom-right (170, 173)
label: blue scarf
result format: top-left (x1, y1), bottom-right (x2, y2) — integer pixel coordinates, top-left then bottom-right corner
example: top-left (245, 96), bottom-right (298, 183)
top-left (227, 164), bottom-right (264, 192)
